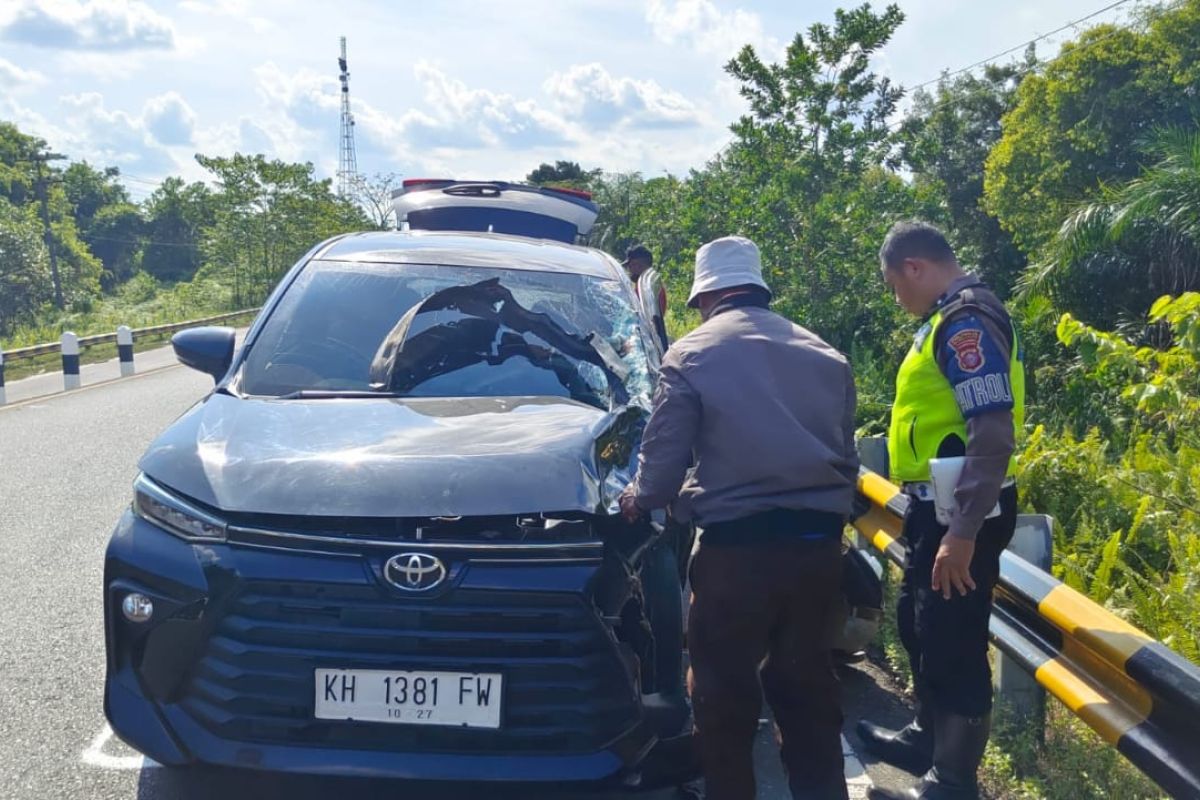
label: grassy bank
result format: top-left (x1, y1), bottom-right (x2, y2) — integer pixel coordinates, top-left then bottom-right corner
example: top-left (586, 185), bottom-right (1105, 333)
top-left (1, 275), bottom-right (235, 350)
top-left (1, 275), bottom-right (249, 381)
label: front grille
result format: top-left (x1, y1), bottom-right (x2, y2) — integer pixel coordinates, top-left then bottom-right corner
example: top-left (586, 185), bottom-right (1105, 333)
top-left (222, 510), bottom-right (599, 546)
top-left (177, 581), bottom-right (640, 753)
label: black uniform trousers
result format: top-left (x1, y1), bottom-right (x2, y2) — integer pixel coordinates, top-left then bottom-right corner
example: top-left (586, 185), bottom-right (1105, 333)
top-left (897, 485), bottom-right (1017, 718)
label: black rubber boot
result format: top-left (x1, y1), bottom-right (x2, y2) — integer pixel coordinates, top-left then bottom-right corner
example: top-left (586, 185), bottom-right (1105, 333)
top-left (868, 712), bottom-right (989, 800)
top-left (856, 704), bottom-right (934, 774)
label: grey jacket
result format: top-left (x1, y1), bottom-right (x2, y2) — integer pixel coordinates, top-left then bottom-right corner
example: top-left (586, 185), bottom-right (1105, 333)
top-left (630, 302), bottom-right (859, 526)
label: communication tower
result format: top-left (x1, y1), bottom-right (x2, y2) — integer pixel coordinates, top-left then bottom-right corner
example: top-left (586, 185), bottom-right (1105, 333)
top-left (337, 36), bottom-right (359, 198)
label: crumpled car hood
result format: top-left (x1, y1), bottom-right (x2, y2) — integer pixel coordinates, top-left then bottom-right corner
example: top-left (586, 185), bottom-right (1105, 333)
top-left (139, 393), bottom-right (645, 518)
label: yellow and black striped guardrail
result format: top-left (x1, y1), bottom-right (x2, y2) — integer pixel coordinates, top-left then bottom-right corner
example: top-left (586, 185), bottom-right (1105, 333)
top-left (852, 467), bottom-right (1200, 799)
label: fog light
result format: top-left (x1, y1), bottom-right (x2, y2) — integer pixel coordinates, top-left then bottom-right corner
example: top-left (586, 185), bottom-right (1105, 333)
top-left (122, 593), bottom-right (154, 623)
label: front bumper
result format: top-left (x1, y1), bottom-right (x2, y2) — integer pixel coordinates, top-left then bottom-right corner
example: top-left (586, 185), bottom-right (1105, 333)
top-left (103, 510), bottom-right (663, 784)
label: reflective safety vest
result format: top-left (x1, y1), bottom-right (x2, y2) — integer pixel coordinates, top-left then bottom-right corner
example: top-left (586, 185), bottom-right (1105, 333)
top-left (887, 292), bottom-right (1025, 483)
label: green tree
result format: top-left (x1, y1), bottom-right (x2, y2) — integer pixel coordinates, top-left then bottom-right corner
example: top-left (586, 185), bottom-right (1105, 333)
top-left (88, 202), bottom-right (144, 287)
top-left (142, 177), bottom-right (215, 283)
top-left (526, 160), bottom-right (596, 189)
top-left (61, 162), bottom-right (129, 225)
top-left (1022, 127), bottom-right (1200, 329)
top-left (61, 161), bottom-right (142, 286)
top-left (588, 171), bottom-right (647, 253)
top-left (899, 56), bottom-right (1032, 297)
top-left (983, 0), bottom-right (1200, 256)
top-left (588, 5), bottom-right (931, 354)
top-left (0, 199), bottom-right (53, 335)
top-left (196, 153), bottom-right (369, 306)
top-left (724, 3), bottom-right (905, 190)
top-left (0, 124), bottom-right (105, 309)
top-left (713, 3), bottom-right (921, 351)
top-left (0, 121), bottom-right (41, 206)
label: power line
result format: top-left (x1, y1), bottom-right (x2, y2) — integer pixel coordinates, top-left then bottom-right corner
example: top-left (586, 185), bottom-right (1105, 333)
top-left (84, 233), bottom-right (203, 250)
top-left (121, 176), bottom-right (165, 187)
top-left (117, 173), bottom-right (171, 189)
top-left (905, 0), bottom-right (1140, 94)
top-left (886, 0), bottom-right (1183, 130)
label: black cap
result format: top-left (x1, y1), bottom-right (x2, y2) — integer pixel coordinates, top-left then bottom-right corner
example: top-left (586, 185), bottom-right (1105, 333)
top-left (622, 244), bottom-right (653, 265)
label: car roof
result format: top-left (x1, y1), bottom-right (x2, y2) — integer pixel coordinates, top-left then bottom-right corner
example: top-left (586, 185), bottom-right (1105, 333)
top-left (318, 230), bottom-right (623, 280)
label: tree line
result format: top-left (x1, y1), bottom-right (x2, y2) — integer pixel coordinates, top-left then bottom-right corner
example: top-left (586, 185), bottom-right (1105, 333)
top-left (0, 130), bottom-right (379, 340)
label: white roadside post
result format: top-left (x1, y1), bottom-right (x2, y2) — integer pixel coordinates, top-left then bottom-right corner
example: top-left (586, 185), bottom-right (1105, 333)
top-left (117, 325), bottom-right (135, 376)
top-left (995, 515), bottom-right (1053, 731)
top-left (0, 348), bottom-right (6, 405)
top-left (62, 331), bottom-right (81, 390)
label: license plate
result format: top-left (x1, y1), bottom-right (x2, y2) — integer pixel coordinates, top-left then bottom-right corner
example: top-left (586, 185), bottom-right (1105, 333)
top-left (314, 668), bottom-right (502, 728)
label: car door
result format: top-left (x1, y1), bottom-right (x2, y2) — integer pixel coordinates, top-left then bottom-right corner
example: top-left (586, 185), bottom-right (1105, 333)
top-left (636, 269), bottom-right (669, 354)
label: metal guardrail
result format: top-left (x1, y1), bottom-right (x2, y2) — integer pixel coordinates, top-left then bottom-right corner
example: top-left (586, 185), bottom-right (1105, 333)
top-left (0, 308), bottom-right (259, 362)
top-left (852, 468), bottom-right (1200, 799)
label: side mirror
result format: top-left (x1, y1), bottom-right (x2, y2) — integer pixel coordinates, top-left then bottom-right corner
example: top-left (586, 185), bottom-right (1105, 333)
top-left (172, 326), bottom-right (235, 383)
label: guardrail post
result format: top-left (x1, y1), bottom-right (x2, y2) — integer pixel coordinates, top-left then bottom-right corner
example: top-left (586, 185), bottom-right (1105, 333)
top-left (117, 325), bottom-right (134, 376)
top-left (61, 331), bottom-right (80, 390)
top-left (995, 514), bottom-right (1053, 731)
top-left (0, 348), bottom-right (6, 405)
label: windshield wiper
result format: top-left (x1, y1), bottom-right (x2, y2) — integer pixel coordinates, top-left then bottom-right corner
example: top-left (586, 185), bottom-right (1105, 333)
top-left (275, 389), bottom-right (406, 400)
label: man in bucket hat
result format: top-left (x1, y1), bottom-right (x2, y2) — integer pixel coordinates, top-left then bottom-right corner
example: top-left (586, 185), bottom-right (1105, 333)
top-left (621, 236), bottom-right (859, 800)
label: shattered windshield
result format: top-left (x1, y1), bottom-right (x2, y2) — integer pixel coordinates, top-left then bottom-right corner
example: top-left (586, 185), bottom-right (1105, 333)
top-left (240, 260), bottom-right (653, 407)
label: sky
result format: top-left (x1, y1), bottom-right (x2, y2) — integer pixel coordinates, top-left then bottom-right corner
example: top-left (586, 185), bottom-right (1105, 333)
top-left (0, 0), bottom-right (1144, 200)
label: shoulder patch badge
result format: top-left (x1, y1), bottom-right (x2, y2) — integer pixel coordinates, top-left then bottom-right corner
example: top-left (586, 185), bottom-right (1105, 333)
top-left (948, 328), bottom-right (985, 372)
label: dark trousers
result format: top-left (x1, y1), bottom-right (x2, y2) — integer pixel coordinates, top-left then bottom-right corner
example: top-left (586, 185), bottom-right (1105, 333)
top-left (897, 485), bottom-right (1017, 718)
top-left (687, 533), bottom-right (844, 800)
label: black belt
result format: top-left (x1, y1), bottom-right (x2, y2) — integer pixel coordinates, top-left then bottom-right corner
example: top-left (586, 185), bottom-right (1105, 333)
top-left (701, 508), bottom-right (844, 546)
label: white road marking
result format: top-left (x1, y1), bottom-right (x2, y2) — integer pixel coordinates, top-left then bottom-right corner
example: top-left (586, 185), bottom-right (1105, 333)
top-left (81, 724), bottom-right (160, 771)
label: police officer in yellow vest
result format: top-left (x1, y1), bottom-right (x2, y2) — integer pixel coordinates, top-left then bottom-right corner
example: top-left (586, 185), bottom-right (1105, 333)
top-left (859, 222), bottom-right (1024, 800)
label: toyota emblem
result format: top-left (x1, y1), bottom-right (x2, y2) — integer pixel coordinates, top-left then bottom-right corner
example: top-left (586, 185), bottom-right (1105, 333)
top-left (384, 553), bottom-right (447, 592)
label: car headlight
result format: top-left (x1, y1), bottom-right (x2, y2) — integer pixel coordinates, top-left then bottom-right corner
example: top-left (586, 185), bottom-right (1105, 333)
top-left (133, 473), bottom-right (227, 542)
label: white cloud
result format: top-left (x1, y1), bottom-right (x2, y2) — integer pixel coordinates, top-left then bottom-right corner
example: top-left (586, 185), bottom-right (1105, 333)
top-left (178, 0), bottom-right (273, 33)
top-left (179, 0), bottom-right (249, 15)
top-left (253, 62), bottom-right (340, 130)
top-left (42, 91), bottom-right (184, 176)
top-left (142, 91), bottom-right (196, 145)
top-left (405, 61), bottom-right (573, 151)
top-left (544, 63), bottom-right (702, 130)
top-left (234, 57), bottom-right (728, 181)
top-left (0, 56), bottom-right (45, 87)
top-left (645, 0), bottom-right (779, 61)
top-left (61, 91), bottom-right (145, 156)
top-left (245, 62), bottom-right (341, 166)
top-left (0, 0), bottom-right (177, 52)
top-left (249, 58), bottom-right (576, 168)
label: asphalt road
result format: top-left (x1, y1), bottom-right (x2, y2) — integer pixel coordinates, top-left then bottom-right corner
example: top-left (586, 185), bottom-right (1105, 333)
top-left (0, 354), bottom-right (915, 800)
